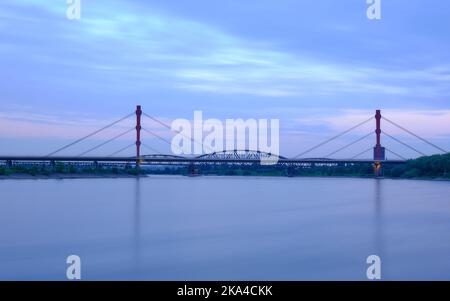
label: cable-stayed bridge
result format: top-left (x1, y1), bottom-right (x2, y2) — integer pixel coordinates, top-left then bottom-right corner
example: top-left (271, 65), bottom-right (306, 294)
top-left (0, 106), bottom-right (447, 176)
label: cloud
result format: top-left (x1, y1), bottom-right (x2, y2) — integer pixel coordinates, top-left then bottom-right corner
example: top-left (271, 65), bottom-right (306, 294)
top-left (2, 0), bottom-right (450, 100)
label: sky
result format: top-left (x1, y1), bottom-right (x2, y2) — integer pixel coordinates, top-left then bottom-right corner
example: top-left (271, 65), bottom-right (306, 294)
top-left (0, 0), bottom-right (449, 158)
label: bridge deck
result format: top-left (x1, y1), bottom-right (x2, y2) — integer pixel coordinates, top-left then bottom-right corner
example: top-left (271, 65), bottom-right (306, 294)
top-left (0, 156), bottom-right (407, 165)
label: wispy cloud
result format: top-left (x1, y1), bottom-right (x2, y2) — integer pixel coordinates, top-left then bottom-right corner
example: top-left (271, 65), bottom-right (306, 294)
top-left (2, 0), bottom-right (450, 100)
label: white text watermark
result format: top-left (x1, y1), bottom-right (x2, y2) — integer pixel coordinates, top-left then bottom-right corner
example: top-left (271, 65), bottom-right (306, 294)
top-left (66, 255), bottom-right (81, 280)
top-left (367, 0), bottom-right (381, 20)
top-left (66, 0), bottom-right (81, 20)
top-left (366, 255), bottom-right (381, 280)
top-left (171, 111), bottom-right (280, 164)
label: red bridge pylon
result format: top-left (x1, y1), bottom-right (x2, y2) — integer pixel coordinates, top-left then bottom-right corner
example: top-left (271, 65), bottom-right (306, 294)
top-left (373, 109), bottom-right (385, 177)
top-left (136, 105), bottom-right (142, 168)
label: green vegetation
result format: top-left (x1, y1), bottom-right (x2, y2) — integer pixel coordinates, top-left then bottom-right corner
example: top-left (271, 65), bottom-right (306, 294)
top-left (0, 166), bottom-right (9, 175)
top-left (0, 163), bottom-right (147, 177)
top-left (383, 153), bottom-right (450, 179)
top-left (143, 163), bottom-right (376, 178)
top-left (1, 153), bottom-right (449, 180)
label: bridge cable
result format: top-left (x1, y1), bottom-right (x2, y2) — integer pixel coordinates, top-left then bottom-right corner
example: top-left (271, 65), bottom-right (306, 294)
top-left (294, 116), bottom-right (374, 159)
top-left (351, 147), bottom-right (373, 160)
top-left (46, 112), bottom-right (134, 156)
top-left (325, 132), bottom-right (374, 158)
top-left (142, 112), bottom-right (214, 153)
top-left (382, 131), bottom-right (427, 157)
top-left (107, 143), bottom-right (135, 157)
top-left (141, 127), bottom-right (185, 154)
top-left (77, 127), bottom-right (135, 157)
top-left (141, 127), bottom-right (175, 146)
top-left (141, 143), bottom-right (162, 155)
top-left (382, 116), bottom-right (447, 153)
top-left (385, 148), bottom-right (408, 161)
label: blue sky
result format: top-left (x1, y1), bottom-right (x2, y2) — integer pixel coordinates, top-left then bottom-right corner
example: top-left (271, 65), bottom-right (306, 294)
top-left (0, 0), bottom-right (449, 157)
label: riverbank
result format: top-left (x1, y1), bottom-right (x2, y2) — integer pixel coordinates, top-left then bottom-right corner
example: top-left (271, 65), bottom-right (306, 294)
top-left (0, 173), bottom-right (149, 180)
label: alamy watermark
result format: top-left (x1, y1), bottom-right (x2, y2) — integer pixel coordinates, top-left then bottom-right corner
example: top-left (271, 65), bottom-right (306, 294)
top-left (366, 255), bottom-right (381, 280)
top-left (66, 255), bottom-right (81, 280)
top-left (170, 111), bottom-right (280, 165)
top-left (367, 0), bottom-right (381, 20)
top-left (66, 0), bottom-right (81, 20)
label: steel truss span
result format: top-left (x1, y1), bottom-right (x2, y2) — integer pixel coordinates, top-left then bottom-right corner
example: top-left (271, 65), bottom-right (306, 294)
top-left (195, 150), bottom-right (287, 160)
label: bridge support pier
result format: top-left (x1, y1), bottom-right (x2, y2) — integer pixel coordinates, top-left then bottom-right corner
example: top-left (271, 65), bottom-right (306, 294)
top-left (287, 165), bottom-right (295, 177)
top-left (374, 161), bottom-right (382, 177)
top-left (188, 163), bottom-right (197, 176)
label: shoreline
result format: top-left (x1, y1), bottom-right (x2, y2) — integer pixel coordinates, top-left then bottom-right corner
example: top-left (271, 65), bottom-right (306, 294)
top-left (1, 172), bottom-right (449, 182)
top-left (0, 173), bottom-right (149, 180)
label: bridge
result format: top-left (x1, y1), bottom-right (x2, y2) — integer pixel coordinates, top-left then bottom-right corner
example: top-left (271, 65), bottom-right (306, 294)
top-left (0, 106), bottom-right (447, 176)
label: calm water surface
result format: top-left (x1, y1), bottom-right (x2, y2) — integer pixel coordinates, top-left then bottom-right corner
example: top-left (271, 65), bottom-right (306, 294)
top-left (0, 176), bottom-right (449, 280)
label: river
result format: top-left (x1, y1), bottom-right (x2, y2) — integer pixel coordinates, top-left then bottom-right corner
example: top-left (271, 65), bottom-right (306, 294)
top-left (0, 176), bottom-right (449, 280)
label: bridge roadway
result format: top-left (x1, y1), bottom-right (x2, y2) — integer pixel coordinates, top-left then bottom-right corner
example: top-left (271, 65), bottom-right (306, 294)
top-left (0, 156), bottom-right (407, 165)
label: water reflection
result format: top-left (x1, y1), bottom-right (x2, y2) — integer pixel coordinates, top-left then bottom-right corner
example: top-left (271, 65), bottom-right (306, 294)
top-left (133, 178), bottom-right (141, 272)
top-left (373, 179), bottom-right (385, 272)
